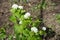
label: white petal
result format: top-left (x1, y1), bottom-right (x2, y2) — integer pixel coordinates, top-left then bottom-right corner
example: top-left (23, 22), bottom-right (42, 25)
top-left (19, 21), bottom-right (22, 24)
top-left (12, 4), bottom-right (18, 9)
top-left (24, 12), bottom-right (31, 19)
top-left (13, 36), bottom-right (16, 38)
top-left (18, 6), bottom-right (23, 9)
top-left (31, 27), bottom-right (38, 33)
top-left (42, 27), bottom-right (46, 31)
top-left (24, 15), bottom-right (28, 19)
top-left (25, 12), bottom-right (31, 16)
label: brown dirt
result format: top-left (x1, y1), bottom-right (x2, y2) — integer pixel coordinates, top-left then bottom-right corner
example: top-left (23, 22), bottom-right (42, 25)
top-left (0, 0), bottom-right (14, 36)
top-left (43, 0), bottom-right (60, 40)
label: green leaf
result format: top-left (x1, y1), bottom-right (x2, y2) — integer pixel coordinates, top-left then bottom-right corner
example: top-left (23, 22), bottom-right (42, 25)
top-left (8, 35), bottom-right (13, 40)
top-left (16, 34), bottom-right (21, 40)
top-left (56, 14), bottom-right (60, 23)
top-left (0, 28), bottom-right (5, 33)
top-left (27, 36), bottom-right (37, 40)
top-left (10, 8), bottom-right (17, 14)
top-left (32, 19), bottom-right (41, 27)
top-left (0, 33), bottom-right (6, 39)
top-left (9, 15), bottom-right (16, 23)
top-left (39, 30), bottom-right (46, 36)
top-left (29, 32), bottom-right (35, 37)
top-left (15, 9), bottom-right (21, 18)
top-left (23, 29), bottom-right (29, 37)
top-left (14, 24), bottom-right (24, 33)
top-left (21, 36), bottom-right (26, 40)
top-left (21, 10), bottom-right (25, 14)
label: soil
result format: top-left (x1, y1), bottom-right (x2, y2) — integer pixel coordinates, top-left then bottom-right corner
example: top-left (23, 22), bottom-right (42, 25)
top-left (0, 0), bottom-right (60, 40)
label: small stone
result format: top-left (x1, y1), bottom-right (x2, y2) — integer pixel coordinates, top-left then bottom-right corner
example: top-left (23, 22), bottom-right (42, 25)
top-left (53, 14), bottom-right (55, 15)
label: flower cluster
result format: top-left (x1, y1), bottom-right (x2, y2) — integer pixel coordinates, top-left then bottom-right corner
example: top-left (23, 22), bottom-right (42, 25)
top-left (24, 12), bottom-right (31, 19)
top-left (31, 27), bottom-right (38, 33)
top-left (12, 4), bottom-right (23, 9)
top-left (10, 4), bottom-right (47, 40)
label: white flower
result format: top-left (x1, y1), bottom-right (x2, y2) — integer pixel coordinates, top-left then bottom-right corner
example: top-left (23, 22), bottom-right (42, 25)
top-left (19, 21), bottom-right (22, 24)
top-left (31, 27), bottom-right (38, 33)
top-left (12, 4), bottom-right (18, 9)
top-left (24, 12), bottom-right (31, 19)
top-left (18, 6), bottom-right (23, 9)
top-left (42, 27), bottom-right (46, 31)
top-left (13, 36), bottom-right (16, 38)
